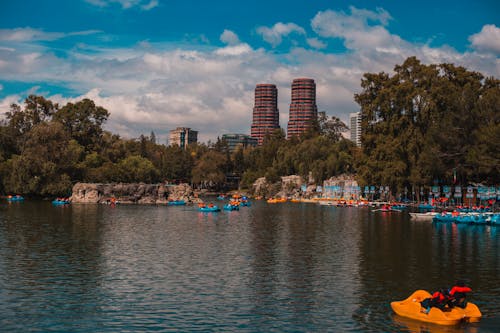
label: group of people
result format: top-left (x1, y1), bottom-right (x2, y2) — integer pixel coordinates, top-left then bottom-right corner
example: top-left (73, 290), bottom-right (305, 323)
top-left (421, 281), bottom-right (472, 314)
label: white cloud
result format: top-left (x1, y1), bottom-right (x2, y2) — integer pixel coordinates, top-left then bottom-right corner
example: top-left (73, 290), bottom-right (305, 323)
top-left (0, 27), bottom-right (100, 42)
top-left (85, 0), bottom-right (158, 10)
top-left (214, 44), bottom-right (252, 56)
top-left (311, 7), bottom-right (402, 52)
top-left (1, 8), bottom-right (498, 143)
top-left (0, 28), bottom-right (64, 42)
top-left (469, 24), bottom-right (500, 54)
top-left (220, 29), bottom-right (240, 45)
top-left (141, 0), bottom-right (158, 11)
top-left (306, 37), bottom-right (327, 49)
top-left (257, 22), bottom-right (306, 47)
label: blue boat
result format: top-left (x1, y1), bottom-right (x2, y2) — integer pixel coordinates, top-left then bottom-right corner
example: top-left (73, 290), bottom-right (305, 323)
top-left (239, 200), bottom-right (251, 207)
top-left (168, 200), bottom-right (186, 206)
top-left (199, 205), bottom-right (220, 212)
top-left (223, 204), bottom-right (239, 211)
top-left (6, 195), bottom-right (24, 202)
top-left (418, 203), bottom-right (435, 210)
top-left (433, 213), bottom-right (455, 223)
top-left (52, 199), bottom-right (70, 205)
top-left (487, 214), bottom-right (500, 225)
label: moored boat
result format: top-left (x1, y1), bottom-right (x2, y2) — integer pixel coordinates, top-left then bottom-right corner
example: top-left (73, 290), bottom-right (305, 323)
top-left (267, 198), bottom-right (287, 203)
top-left (6, 195), bottom-right (24, 202)
top-left (198, 204), bottom-right (220, 212)
top-left (409, 212), bottom-right (438, 221)
top-left (52, 199), bottom-right (71, 205)
top-left (167, 200), bottom-right (186, 206)
top-left (223, 203), bottom-right (239, 211)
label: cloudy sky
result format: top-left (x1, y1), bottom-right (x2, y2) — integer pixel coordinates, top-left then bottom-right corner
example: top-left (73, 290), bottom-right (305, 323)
top-left (0, 0), bottom-right (499, 143)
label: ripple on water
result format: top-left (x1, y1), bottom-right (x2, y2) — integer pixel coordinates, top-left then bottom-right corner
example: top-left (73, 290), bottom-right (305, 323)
top-left (0, 201), bottom-right (499, 332)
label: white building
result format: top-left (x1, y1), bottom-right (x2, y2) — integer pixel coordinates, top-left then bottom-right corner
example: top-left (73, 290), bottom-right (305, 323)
top-left (349, 112), bottom-right (361, 147)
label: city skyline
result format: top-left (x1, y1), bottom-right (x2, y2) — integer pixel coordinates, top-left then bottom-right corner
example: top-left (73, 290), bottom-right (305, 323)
top-left (0, 0), bottom-right (498, 143)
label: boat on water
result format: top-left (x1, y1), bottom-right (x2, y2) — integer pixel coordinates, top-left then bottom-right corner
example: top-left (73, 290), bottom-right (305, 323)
top-left (372, 205), bottom-right (401, 212)
top-left (52, 199), bottom-right (71, 205)
top-left (409, 212), bottom-right (438, 221)
top-left (433, 212), bottom-right (494, 225)
top-left (418, 203), bottom-right (436, 210)
top-left (391, 290), bottom-right (481, 326)
top-left (486, 213), bottom-right (500, 225)
top-left (198, 204), bottom-right (220, 212)
top-left (239, 200), bottom-right (251, 207)
top-left (6, 195), bottom-right (24, 202)
top-left (223, 203), bottom-right (239, 211)
top-left (167, 200), bottom-right (186, 206)
top-left (267, 198), bottom-right (287, 204)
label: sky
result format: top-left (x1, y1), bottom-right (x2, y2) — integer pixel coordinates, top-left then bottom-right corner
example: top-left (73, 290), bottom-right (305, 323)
top-left (0, 0), bottom-right (499, 144)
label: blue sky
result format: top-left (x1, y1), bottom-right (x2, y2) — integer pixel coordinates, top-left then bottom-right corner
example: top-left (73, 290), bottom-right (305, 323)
top-left (0, 0), bottom-right (499, 143)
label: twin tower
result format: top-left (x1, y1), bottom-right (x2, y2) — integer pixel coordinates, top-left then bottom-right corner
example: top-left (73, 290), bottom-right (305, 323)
top-left (250, 78), bottom-right (317, 145)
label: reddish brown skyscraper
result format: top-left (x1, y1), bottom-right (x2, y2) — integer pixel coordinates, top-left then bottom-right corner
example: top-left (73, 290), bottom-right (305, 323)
top-left (251, 84), bottom-right (280, 145)
top-left (287, 78), bottom-right (317, 138)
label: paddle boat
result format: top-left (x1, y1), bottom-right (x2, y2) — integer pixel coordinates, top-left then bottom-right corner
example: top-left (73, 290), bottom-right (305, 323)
top-left (267, 197), bottom-right (287, 204)
top-left (455, 213), bottom-right (488, 225)
top-left (167, 200), bottom-right (186, 206)
top-left (198, 204), bottom-right (220, 212)
top-left (433, 212), bottom-right (456, 223)
top-left (223, 203), bottom-right (239, 211)
top-left (52, 198), bottom-right (71, 205)
top-left (486, 213), bottom-right (500, 225)
top-left (390, 204), bottom-right (408, 211)
top-left (239, 200), bottom-right (251, 207)
top-left (6, 195), bottom-right (24, 202)
top-left (372, 205), bottom-right (401, 212)
top-left (418, 203), bottom-right (436, 210)
top-left (391, 290), bottom-right (481, 326)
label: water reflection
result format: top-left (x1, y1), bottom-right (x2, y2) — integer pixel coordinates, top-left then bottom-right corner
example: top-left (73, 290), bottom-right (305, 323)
top-left (0, 201), bottom-right (498, 332)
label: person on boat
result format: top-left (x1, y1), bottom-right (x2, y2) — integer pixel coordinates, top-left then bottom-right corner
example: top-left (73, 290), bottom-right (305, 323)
top-left (420, 288), bottom-right (449, 313)
top-left (447, 280), bottom-right (472, 308)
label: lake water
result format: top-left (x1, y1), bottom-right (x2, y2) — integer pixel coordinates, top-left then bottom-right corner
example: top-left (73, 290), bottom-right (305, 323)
top-left (0, 200), bottom-right (499, 332)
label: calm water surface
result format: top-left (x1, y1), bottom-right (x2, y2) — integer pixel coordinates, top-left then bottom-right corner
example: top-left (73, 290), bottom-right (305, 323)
top-left (0, 200), bottom-right (499, 332)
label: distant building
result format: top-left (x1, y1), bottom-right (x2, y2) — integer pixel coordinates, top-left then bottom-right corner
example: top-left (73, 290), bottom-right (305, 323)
top-left (251, 84), bottom-right (280, 145)
top-left (349, 112), bottom-right (361, 147)
top-left (222, 133), bottom-right (258, 153)
top-left (287, 78), bottom-right (318, 138)
top-left (169, 127), bottom-right (198, 149)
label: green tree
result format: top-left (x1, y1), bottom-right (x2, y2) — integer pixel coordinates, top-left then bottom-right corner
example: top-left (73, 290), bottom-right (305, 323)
top-left (191, 150), bottom-right (227, 189)
top-left (53, 98), bottom-right (109, 151)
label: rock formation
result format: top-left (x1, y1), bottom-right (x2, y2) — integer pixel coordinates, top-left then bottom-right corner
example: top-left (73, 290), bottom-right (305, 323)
top-left (70, 182), bottom-right (197, 204)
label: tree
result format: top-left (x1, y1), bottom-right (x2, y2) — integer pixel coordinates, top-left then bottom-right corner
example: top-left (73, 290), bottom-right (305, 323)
top-left (53, 98), bottom-right (109, 151)
top-left (2, 122), bottom-right (82, 195)
top-left (191, 150), bottom-right (227, 190)
top-left (117, 155), bottom-right (159, 183)
top-left (355, 56), bottom-right (500, 190)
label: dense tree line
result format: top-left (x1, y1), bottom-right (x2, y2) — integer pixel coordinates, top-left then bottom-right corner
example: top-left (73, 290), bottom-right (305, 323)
top-left (0, 57), bottom-right (497, 197)
top-left (355, 57), bottom-right (499, 194)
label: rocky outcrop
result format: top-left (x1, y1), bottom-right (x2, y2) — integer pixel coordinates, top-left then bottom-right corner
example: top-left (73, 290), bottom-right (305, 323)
top-left (252, 175), bottom-right (310, 199)
top-left (251, 174), bottom-right (359, 199)
top-left (70, 182), bottom-right (197, 204)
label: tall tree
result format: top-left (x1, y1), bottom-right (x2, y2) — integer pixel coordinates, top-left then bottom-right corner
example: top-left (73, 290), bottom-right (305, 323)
top-left (53, 98), bottom-right (109, 151)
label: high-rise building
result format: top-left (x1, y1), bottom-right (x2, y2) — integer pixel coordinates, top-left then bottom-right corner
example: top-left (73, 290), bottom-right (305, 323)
top-left (169, 127), bottom-right (197, 149)
top-left (222, 133), bottom-right (258, 153)
top-left (349, 112), bottom-right (361, 147)
top-left (287, 78), bottom-right (318, 138)
top-left (251, 84), bottom-right (280, 145)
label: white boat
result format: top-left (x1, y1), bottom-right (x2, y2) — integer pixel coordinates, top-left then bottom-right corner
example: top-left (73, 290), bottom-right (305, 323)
top-left (409, 212), bottom-right (438, 221)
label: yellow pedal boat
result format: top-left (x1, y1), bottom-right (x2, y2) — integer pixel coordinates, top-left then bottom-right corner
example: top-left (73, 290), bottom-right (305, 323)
top-left (391, 290), bottom-right (481, 326)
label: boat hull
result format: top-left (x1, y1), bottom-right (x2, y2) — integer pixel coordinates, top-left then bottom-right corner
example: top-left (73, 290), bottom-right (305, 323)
top-left (391, 290), bottom-right (481, 326)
